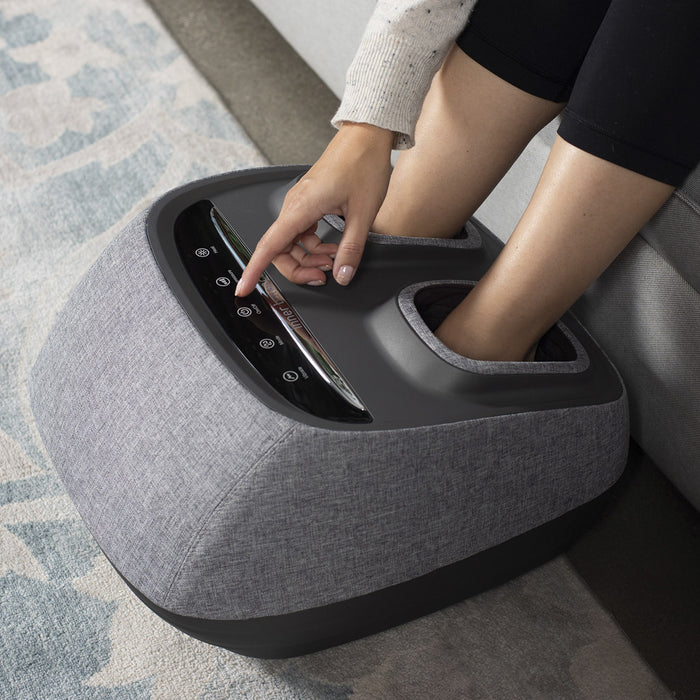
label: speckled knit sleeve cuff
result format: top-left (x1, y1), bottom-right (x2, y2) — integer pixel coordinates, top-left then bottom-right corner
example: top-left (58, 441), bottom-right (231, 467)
top-left (332, 1), bottom-right (476, 149)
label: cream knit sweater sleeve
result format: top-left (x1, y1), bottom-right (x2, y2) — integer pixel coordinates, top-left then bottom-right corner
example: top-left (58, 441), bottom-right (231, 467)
top-left (332, 0), bottom-right (477, 149)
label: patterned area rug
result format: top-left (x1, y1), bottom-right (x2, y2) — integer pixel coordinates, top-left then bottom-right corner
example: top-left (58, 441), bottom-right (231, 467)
top-left (0, 1), bottom-right (673, 698)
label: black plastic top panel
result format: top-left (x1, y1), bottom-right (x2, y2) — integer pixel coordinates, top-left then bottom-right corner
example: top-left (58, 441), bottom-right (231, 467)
top-left (173, 199), bottom-right (370, 423)
top-left (146, 166), bottom-right (624, 431)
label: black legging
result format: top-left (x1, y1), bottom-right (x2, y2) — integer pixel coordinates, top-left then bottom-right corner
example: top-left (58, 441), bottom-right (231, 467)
top-left (456, 0), bottom-right (700, 186)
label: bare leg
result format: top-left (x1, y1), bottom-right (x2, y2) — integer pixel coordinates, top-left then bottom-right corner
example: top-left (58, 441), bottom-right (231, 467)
top-left (435, 136), bottom-right (675, 361)
top-left (374, 47), bottom-right (564, 238)
top-left (374, 45), bottom-right (674, 361)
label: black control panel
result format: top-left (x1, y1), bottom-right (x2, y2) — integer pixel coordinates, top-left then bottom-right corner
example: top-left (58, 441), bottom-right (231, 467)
top-left (173, 200), bottom-right (371, 423)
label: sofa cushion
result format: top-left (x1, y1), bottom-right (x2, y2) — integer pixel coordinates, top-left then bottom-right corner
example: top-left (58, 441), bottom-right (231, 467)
top-left (574, 166), bottom-right (700, 510)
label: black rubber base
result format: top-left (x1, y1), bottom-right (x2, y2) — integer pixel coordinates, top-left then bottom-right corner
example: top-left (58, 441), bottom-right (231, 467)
top-left (116, 493), bottom-right (609, 658)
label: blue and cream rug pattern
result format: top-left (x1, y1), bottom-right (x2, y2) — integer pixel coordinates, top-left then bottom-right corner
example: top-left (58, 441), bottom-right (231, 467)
top-left (0, 1), bottom-right (673, 698)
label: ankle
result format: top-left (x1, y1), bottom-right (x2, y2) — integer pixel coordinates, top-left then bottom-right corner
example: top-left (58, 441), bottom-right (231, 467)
top-left (434, 306), bottom-right (539, 363)
top-left (372, 212), bottom-right (462, 239)
top-left (435, 326), bottom-right (535, 362)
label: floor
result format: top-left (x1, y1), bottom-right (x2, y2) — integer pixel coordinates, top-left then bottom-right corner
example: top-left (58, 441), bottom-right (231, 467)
top-left (148, 0), bottom-right (338, 166)
top-left (148, 2), bottom-right (700, 697)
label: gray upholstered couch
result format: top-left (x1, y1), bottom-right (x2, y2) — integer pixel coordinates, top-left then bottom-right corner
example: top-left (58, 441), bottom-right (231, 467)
top-left (251, 0), bottom-right (700, 511)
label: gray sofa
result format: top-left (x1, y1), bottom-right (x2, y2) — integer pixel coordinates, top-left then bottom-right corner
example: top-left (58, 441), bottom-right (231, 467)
top-left (252, 0), bottom-right (700, 511)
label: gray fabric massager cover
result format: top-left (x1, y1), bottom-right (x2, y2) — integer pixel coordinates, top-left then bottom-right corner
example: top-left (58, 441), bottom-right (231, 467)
top-left (30, 207), bottom-right (628, 622)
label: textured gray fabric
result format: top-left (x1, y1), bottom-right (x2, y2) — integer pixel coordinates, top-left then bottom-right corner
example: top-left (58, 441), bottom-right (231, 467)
top-left (169, 397), bottom-right (628, 619)
top-left (32, 210), bottom-right (628, 621)
top-left (639, 167), bottom-right (700, 291)
top-left (575, 233), bottom-right (700, 510)
top-left (398, 280), bottom-right (589, 375)
top-left (30, 209), bottom-right (297, 609)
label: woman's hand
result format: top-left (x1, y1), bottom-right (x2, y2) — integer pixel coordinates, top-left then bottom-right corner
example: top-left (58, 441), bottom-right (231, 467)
top-left (235, 122), bottom-right (394, 296)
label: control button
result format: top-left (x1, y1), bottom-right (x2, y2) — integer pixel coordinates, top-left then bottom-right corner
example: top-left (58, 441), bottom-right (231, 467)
top-left (216, 276), bottom-right (231, 287)
top-left (236, 306), bottom-right (252, 318)
top-left (195, 247), bottom-right (211, 258)
top-left (282, 370), bottom-right (299, 383)
top-left (259, 338), bottom-right (275, 350)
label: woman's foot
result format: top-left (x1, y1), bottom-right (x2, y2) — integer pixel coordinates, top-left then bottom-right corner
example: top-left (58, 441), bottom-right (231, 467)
top-left (433, 137), bottom-right (674, 362)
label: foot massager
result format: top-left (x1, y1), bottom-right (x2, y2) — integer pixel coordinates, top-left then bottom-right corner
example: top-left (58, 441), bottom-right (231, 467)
top-left (30, 166), bottom-right (628, 657)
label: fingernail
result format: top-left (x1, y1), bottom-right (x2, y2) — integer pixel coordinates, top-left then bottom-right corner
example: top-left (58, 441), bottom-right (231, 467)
top-left (336, 265), bottom-right (355, 286)
top-left (319, 264), bottom-right (332, 271)
top-left (235, 279), bottom-right (243, 296)
top-left (307, 279), bottom-right (325, 287)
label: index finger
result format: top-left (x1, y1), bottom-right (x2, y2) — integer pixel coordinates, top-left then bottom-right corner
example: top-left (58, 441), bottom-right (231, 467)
top-left (235, 213), bottom-right (321, 297)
